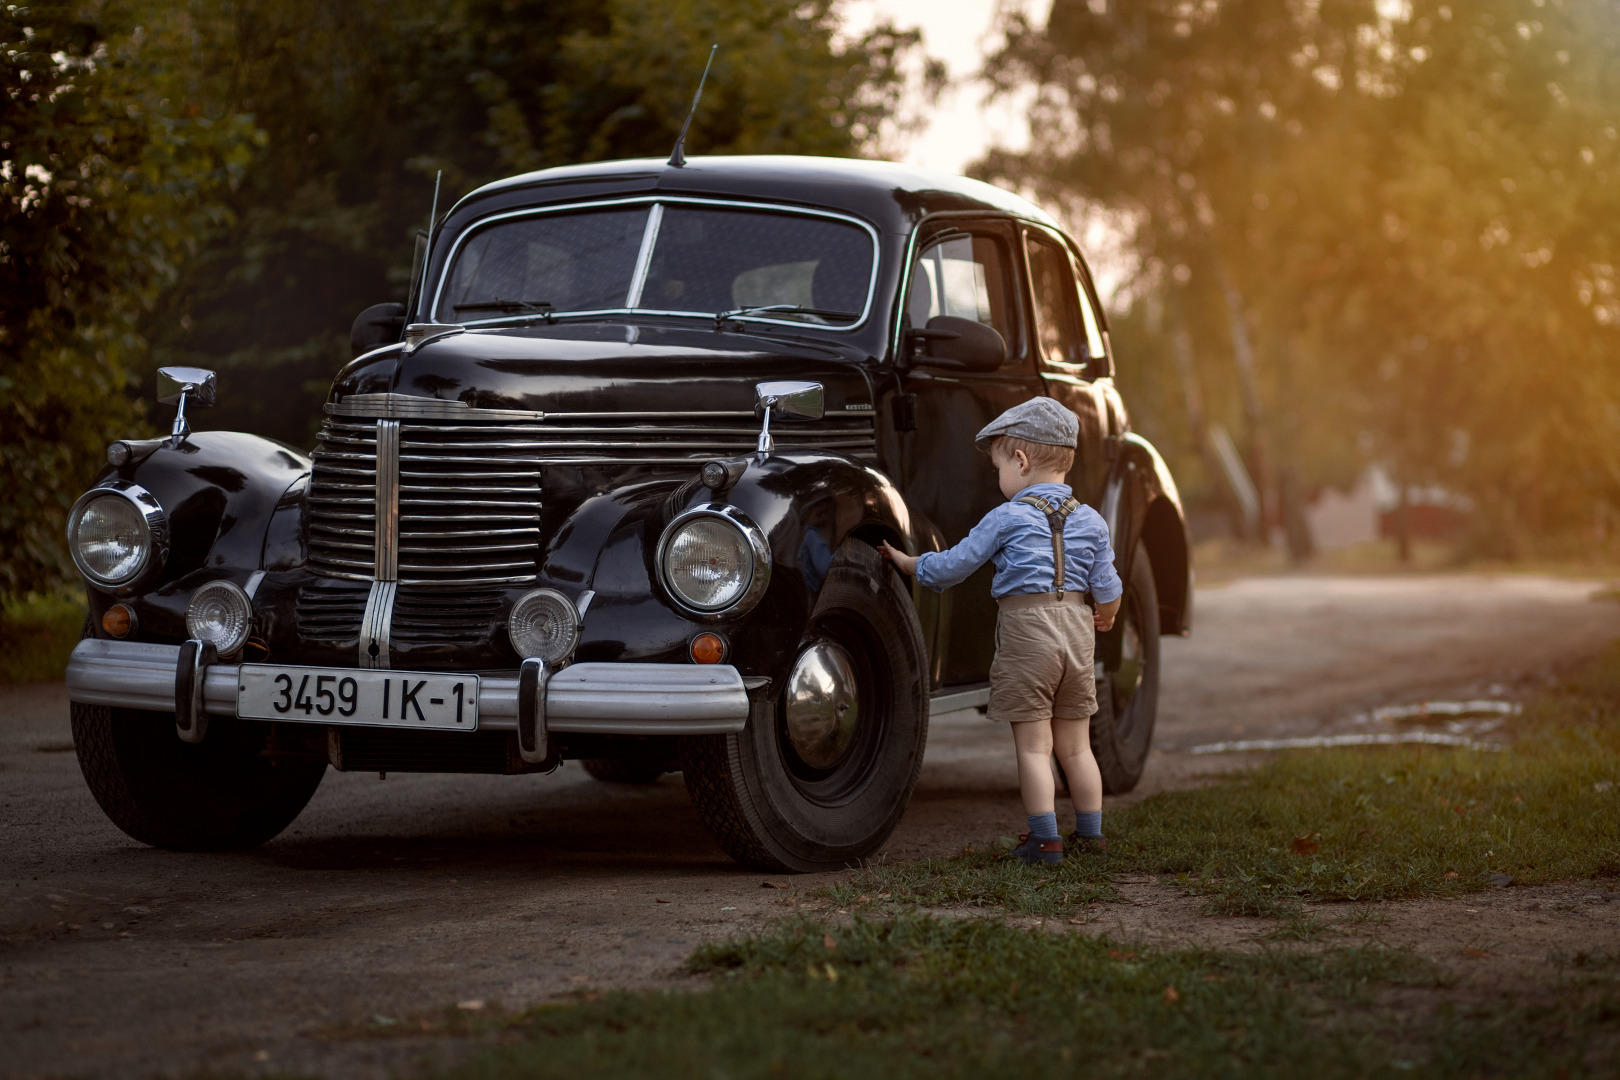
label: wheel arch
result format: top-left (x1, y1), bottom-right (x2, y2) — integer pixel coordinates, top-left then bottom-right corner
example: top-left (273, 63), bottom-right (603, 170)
top-left (1107, 434), bottom-right (1193, 636)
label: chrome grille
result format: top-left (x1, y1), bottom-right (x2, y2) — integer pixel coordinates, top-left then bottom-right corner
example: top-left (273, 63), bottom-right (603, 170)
top-left (306, 407), bottom-right (877, 589)
top-left (294, 580), bottom-right (372, 646)
top-left (391, 585), bottom-right (506, 644)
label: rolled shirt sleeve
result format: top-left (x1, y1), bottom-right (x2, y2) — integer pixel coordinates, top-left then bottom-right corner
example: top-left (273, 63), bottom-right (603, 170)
top-left (914, 507), bottom-right (1006, 592)
top-left (1085, 529), bottom-right (1123, 605)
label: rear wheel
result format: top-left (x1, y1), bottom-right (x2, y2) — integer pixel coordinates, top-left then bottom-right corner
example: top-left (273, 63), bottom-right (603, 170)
top-left (681, 541), bottom-right (929, 872)
top-left (1090, 540), bottom-right (1161, 793)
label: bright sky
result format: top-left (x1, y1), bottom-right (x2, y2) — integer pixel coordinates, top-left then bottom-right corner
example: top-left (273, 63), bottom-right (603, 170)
top-left (840, 0), bottom-right (1032, 175)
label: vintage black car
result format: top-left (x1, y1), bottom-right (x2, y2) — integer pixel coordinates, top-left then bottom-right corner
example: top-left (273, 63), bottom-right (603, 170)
top-left (63, 155), bottom-right (1191, 871)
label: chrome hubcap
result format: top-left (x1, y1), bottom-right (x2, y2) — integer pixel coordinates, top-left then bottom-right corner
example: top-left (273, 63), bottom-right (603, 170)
top-left (783, 641), bottom-right (860, 770)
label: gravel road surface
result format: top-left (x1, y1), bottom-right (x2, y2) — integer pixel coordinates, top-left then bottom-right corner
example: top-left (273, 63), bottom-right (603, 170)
top-left (4, 574), bottom-right (1617, 1078)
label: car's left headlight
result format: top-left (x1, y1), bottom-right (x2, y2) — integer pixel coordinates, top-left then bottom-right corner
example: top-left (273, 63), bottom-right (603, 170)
top-left (657, 506), bottom-right (771, 618)
top-left (66, 483), bottom-right (169, 590)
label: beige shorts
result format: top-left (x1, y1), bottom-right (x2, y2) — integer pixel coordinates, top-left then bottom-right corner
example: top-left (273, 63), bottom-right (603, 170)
top-left (987, 594), bottom-right (1097, 724)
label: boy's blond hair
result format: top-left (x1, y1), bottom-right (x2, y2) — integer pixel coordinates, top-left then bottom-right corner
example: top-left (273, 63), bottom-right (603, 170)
top-left (991, 435), bottom-right (1075, 475)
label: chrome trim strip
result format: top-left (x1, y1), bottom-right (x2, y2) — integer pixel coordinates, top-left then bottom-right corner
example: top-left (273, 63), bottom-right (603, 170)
top-left (429, 195), bottom-right (882, 332)
top-left (929, 683), bottom-right (991, 717)
top-left (374, 419), bottom-right (399, 580)
top-left (329, 394), bottom-right (547, 421)
top-left (624, 202), bottom-right (663, 308)
top-left (358, 580), bottom-right (397, 669)
top-left (66, 641), bottom-right (750, 736)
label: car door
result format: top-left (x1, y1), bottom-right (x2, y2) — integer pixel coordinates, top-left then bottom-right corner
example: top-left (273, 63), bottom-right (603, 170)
top-left (894, 218), bottom-right (1044, 687)
top-left (1023, 226), bottom-right (1113, 507)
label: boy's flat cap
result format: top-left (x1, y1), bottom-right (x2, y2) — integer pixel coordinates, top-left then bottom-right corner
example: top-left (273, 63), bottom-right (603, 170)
top-left (974, 397), bottom-right (1079, 451)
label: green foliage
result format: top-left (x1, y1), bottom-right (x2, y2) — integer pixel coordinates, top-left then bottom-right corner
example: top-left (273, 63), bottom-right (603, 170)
top-left (422, 915), bottom-right (1614, 1079)
top-left (0, 2), bottom-right (254, 602)
top-left (1, 0), bottom-right (932, 601)
top-left (0, 592), bottom-right (85, 683)
top-left (984, 0), bottom-right (1620, 553)
top-left (827, 643), bottom-right (1620, 918)
top-left (148, 0), bottom-right (934, 448)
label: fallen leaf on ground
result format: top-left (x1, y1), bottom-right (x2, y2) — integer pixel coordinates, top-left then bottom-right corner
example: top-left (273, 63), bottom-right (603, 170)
top-left (1163, 985), bottom-right (1181, 1003)
top-left (823, 933), bottom-right (838, 950)
top-left (1108, 949), bottom-right (1137, 961)
top-left (1444, 871), bottom-right (1460, 880)
top-left (655, 899), bottom-right (671, 903)
top-left (457, 1000), bottom-right (485, 1011)
top-left (1290, 833), bottom-right (1321, 855)
top-left (1461, 947), bottom-right (1491, 958)
top-left (823, 963), bottom-right (838, 982)
top-left (857, 895), bottom-right (870, 903)
top-left (761, 881), bottom-right (790, 889)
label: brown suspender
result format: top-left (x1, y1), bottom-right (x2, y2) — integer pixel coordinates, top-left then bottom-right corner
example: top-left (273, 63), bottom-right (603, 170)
top-left (1017, 494), bottom-right (1083, 598)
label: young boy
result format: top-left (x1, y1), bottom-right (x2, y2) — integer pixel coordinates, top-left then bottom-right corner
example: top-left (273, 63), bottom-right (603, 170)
top-left (879, 397), bottom-right (1122, 864)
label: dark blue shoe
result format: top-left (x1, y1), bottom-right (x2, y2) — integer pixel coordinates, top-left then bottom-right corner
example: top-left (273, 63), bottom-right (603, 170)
top-left (1010, 833), bottom-right (1064, 865)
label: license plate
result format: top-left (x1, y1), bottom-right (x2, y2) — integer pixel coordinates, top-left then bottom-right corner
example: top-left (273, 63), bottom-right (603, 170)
top-left (237, 665), bottom-right (479, 731)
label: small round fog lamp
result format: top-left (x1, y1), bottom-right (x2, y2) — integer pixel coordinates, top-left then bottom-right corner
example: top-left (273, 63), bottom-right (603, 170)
top-left (186, 580), bottom-right (252, 656)
top-left (508, 588), bottom-right (580, 664)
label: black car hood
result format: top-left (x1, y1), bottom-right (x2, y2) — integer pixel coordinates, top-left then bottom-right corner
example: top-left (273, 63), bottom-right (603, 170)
top-left (331, 322), bottom-right (878, 415)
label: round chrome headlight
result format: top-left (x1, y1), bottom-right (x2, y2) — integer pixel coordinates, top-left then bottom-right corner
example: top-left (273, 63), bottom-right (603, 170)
top-left (657, 506), bottom-right (771, 617)
top-left (508, 588), bottom-right (580, 664)
top-left (66, 483), bottom-right (168, 589)
top-left (186, 580), bottom-right (252, 656)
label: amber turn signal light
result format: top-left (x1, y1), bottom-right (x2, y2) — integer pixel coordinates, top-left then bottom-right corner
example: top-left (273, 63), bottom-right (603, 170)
top-left (689, 632), bottom-right (727, 664)
top-left (101, 604), bottom-right (136, 638)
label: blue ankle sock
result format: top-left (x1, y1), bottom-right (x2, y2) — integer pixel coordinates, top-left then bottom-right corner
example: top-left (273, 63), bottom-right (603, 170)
top-left (1075, 811), bottom-right (1103, 838)
top-left (1027, 812), bottom-right (1059, 840)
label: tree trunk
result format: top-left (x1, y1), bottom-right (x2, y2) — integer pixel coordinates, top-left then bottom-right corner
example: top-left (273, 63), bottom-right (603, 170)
top-left (1214, 257), bottom-right (1276, 545)
top-left (1169, 293), bottom-right (1253, 541)
top-left (1394, 481), bottom-right (1412, 563)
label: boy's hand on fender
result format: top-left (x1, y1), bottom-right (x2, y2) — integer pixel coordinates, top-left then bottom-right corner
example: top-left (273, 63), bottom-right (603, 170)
top-left (1094, 597), bottom-right (1121, 632)
top-left (877, 541), bottom-right (916, 575)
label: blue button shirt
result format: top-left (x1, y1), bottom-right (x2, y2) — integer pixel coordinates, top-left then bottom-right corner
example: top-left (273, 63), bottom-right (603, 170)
top-left (914, 483), bottom-right (1123, 602)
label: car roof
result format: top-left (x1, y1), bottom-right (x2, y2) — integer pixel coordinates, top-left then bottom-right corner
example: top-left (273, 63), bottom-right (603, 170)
top-left (447, 155), bottom-right (1062, 234)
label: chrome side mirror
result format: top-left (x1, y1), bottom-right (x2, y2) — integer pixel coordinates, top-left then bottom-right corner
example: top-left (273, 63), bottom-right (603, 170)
top-left (754, 380), bottom-right (824, 461)
top-left (156, 367), bottom-right (218, 440)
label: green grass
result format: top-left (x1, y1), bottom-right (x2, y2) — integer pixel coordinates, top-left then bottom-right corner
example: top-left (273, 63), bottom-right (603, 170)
top-left (824, 647), bottom-right (1620, 919)
top-left (424, 915), bottom-right (1616, 1079)
top-left (0, 594), bottom-right (85, 684)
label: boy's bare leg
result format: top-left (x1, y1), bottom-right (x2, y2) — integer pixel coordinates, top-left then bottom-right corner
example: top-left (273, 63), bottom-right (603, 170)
top-left (1009, 718), bottom-right (1058, 815)
top-left (1052, 716), bottom-right (1103, 814)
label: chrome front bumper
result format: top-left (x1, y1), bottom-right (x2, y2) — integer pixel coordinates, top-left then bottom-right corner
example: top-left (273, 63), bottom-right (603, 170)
top-left (65, 639), bottom-right (751, 736)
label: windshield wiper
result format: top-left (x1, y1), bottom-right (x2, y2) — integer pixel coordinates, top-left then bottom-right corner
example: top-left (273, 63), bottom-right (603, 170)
top-left (453, 298), bottom-right (554, 315)
top-left (715, 304), bottom-right (857, 327)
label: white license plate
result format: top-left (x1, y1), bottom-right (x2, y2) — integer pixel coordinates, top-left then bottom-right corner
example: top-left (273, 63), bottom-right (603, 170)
top-left (237, 665), bottom-right (479, 731)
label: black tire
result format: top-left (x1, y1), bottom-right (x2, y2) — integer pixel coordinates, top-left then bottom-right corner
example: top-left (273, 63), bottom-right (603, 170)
top-left (581, 757), bottom-right (672, 784)
top-left (72, 677), bottom-right (327, 850)
top-left (1090, 540), bottom-right (1161, 793)
top-left (681, 540), bottom-right (929, 872)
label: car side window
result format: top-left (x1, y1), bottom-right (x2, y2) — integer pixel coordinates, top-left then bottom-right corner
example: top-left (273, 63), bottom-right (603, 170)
top-left (1026, 233), bottom-right (1088, 371)
top-left (908, 232), bottom-right (1018, 359)
top-left (1075, 274), bottom-right (1107, 363)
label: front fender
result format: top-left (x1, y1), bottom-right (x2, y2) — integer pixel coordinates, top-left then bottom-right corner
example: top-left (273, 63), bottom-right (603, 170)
top-left (565, 451), bottom-right (915, 682)
top-left (79, 432), bottom-right (311, 642)
top-left (1100, 433), bottom-right (1192, 636)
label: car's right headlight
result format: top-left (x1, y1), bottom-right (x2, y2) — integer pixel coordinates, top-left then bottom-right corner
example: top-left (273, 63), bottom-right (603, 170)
top-left (66, 483), bottom-right (169, 590)
top-left (657, 506), bottom-right (771, 617)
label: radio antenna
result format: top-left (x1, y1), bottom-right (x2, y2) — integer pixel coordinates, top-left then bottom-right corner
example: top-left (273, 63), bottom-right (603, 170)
top-left (668, 44), bottom-right (718, 168)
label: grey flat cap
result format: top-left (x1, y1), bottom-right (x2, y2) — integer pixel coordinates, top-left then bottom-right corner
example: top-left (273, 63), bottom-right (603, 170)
top-left (974, 397), bottom-right (1079, 451)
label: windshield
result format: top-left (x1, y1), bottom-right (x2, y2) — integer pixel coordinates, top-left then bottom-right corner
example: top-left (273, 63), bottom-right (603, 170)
top-left (434, 201), bottom-right (876, 328)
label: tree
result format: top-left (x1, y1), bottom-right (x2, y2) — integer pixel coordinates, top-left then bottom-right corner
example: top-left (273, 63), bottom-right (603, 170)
top-left (0, 2), bottom-right (253, 604)
top-left (983, 0), bottom-right (1620, 558)
top-left (148, 0), bottom-right (936, 447)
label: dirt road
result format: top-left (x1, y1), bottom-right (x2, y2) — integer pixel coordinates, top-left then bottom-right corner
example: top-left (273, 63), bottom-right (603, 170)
top-left (4, 574), bottom-right (1618, 1079)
